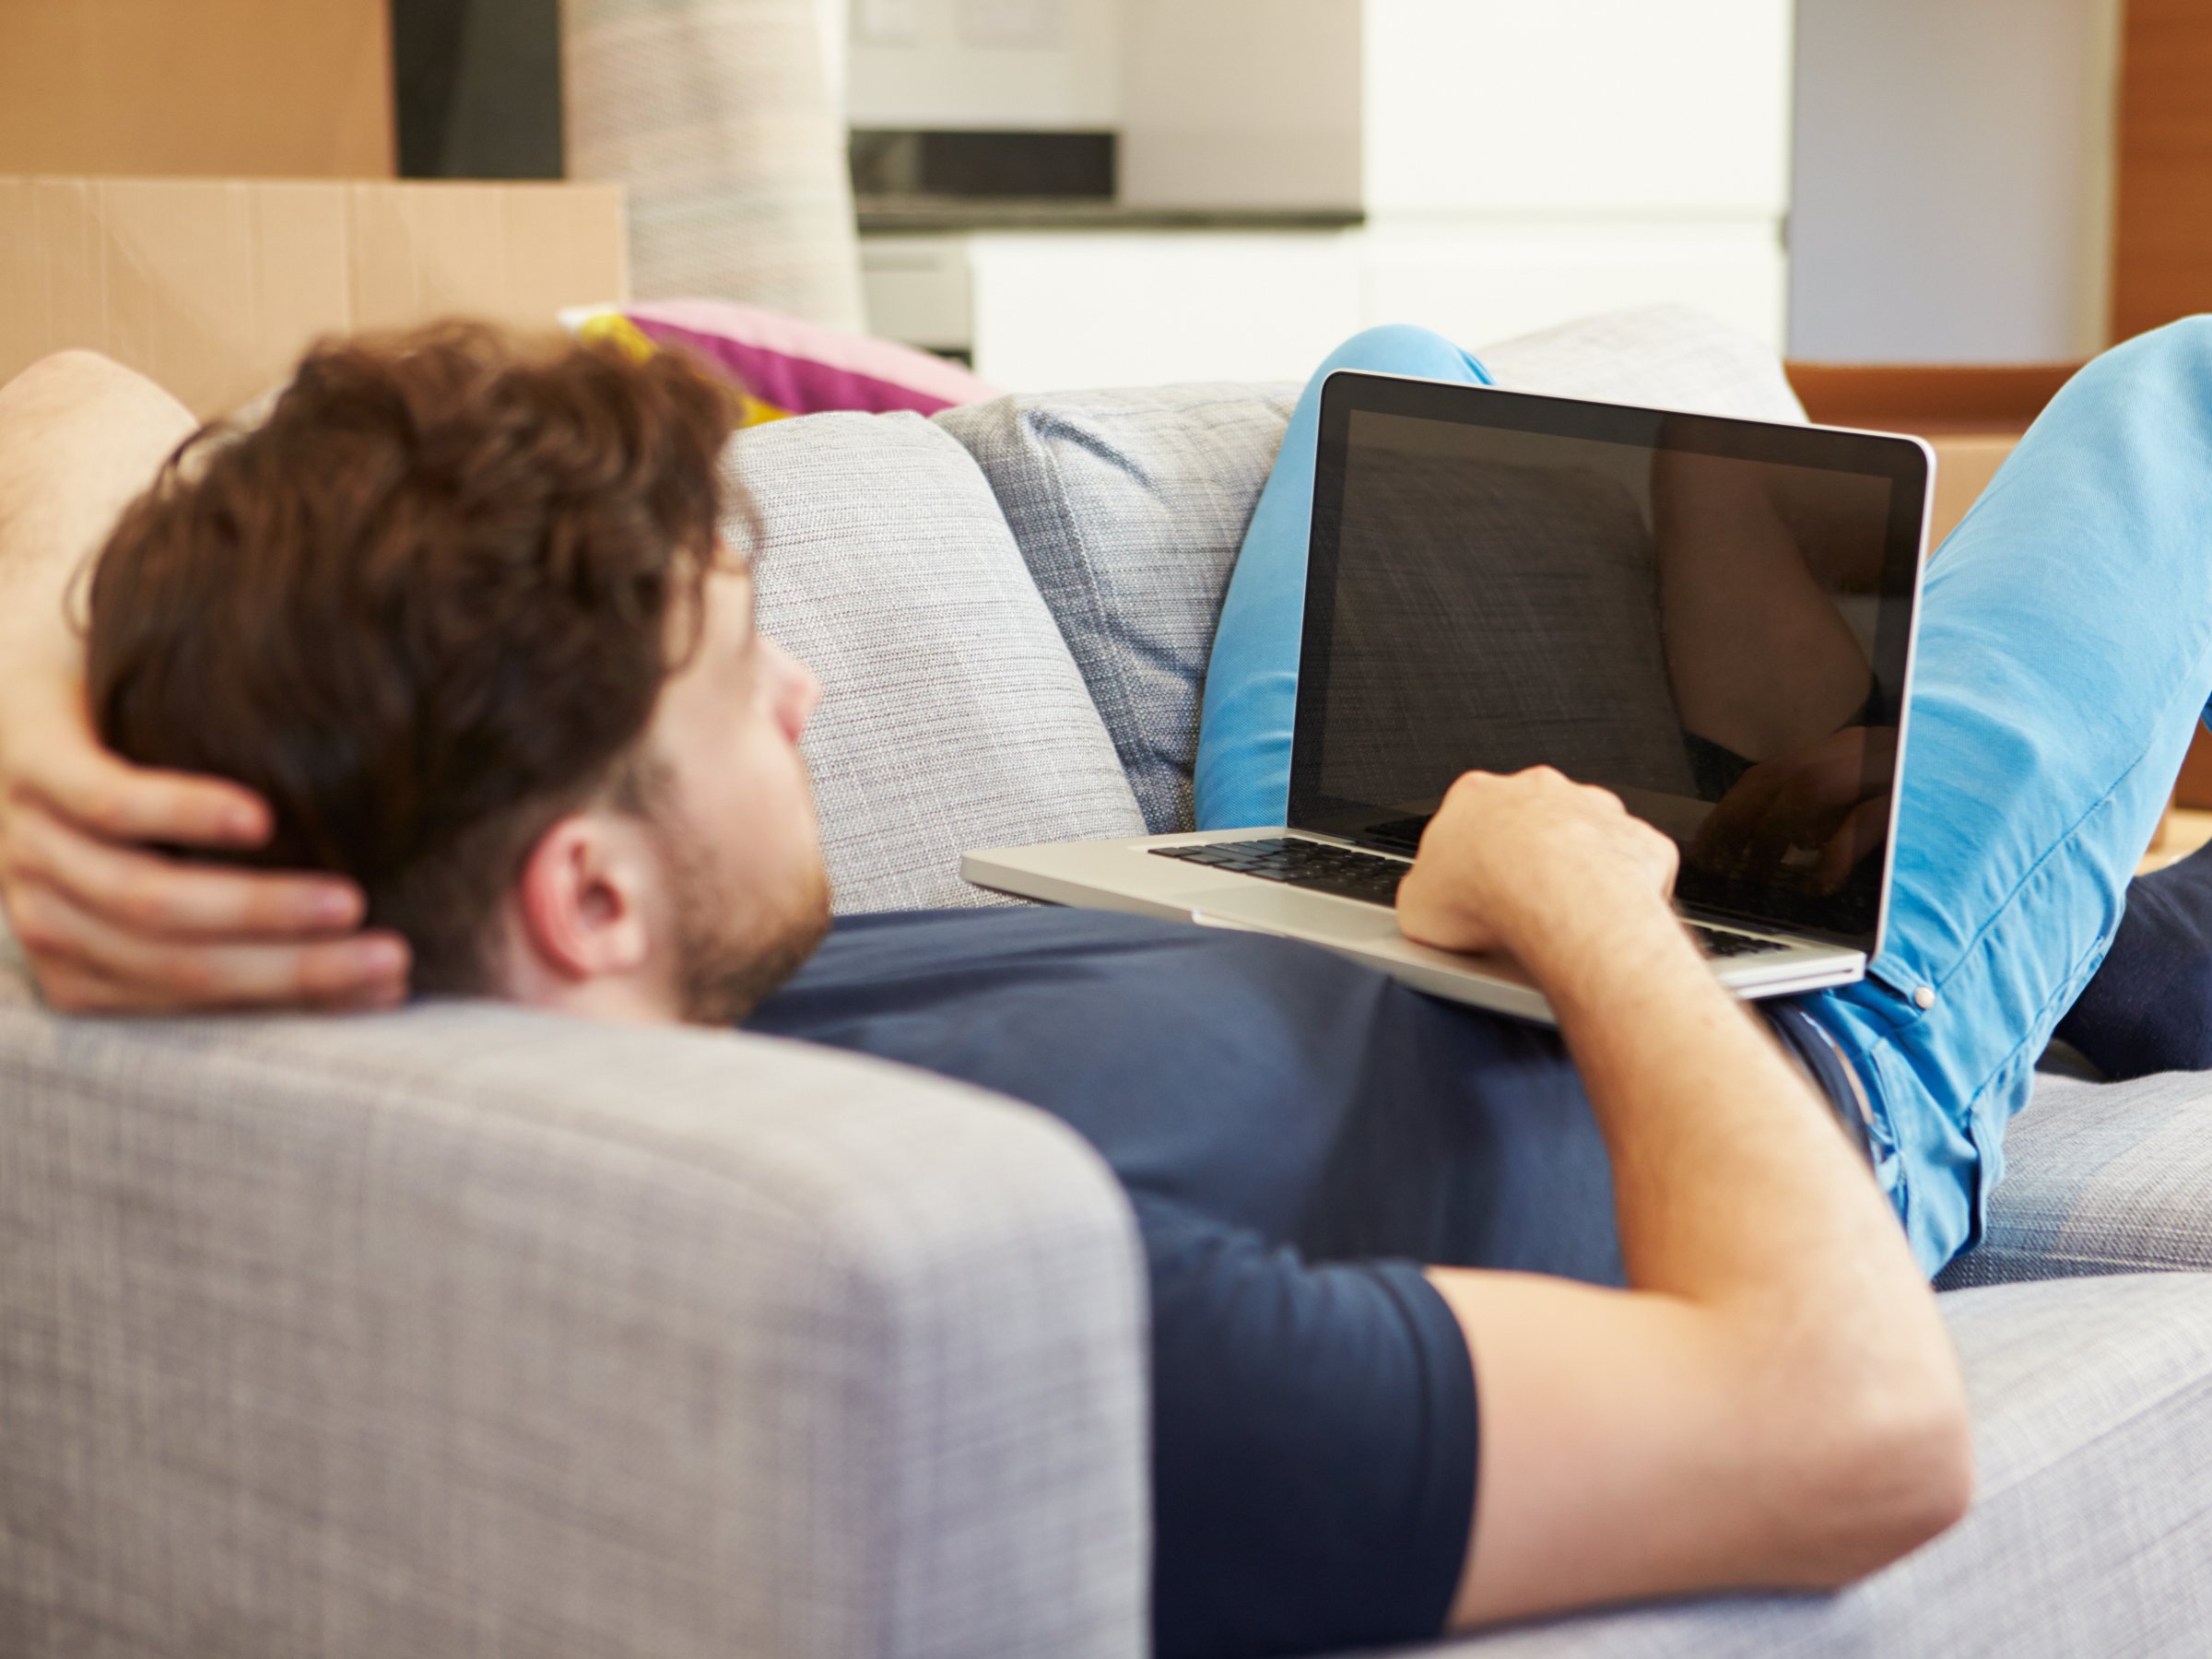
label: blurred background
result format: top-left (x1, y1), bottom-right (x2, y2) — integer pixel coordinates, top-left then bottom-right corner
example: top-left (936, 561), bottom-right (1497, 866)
top-left (3, 0), bottom-right (2191, 392)
top-left (13, 0), bottom-right (2212, 809)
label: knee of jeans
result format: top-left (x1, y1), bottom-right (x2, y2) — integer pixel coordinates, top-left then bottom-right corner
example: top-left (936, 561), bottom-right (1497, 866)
top-left (1323, 324), bottom-right (1491, 385)
top-left (2143, 312), bottom-right (2212, 361)
top-left (2076, 313), bottom-right (2212, 400)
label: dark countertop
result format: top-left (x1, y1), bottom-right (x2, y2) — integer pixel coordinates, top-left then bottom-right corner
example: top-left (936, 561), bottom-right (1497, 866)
top-left (855, 196), bottom-right (1366, 234)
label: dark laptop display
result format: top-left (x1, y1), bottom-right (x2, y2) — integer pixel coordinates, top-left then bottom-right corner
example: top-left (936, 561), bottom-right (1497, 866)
top-left (1293, 373), bottom-right (1930, 949)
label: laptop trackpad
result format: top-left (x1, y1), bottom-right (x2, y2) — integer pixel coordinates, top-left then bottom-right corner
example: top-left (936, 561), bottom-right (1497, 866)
top-left (1186, 884), bottom-right (1404, 944)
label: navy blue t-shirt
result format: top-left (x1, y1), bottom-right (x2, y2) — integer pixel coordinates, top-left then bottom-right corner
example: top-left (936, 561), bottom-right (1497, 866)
top-left (749, 907), bottom-right (1628, 1658)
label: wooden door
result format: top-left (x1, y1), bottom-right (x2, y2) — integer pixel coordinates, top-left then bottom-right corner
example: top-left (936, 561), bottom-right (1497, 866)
top-left (2113, 0), bottom-right (2212, 341)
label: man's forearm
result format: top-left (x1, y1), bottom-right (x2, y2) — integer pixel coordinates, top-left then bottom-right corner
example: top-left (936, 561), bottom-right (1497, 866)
top-left (1530, 904), bottom-right (1920, 1318)
top-left (0, 352), bottom-right (194, 674)
top-left (1434, 897), bottom-right (1968, 1625)
top-left (1538, 898), bottom-right (1968, 1571)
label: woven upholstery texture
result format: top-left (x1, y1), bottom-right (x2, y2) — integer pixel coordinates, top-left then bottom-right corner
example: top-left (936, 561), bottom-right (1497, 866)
top-left (724, 409), bottom-right (1145, 912)
top-left (938, 382), bottom-right (1300, 834)
top-left (1936, 1067), bottom-right (2212, 1287)
top-left (1418, 1273), bottom-right (2212, 1657)
top-left (938, 305), bottom-right (1808, 837)
top-left (0, 995), bottom-right (1147, 1659)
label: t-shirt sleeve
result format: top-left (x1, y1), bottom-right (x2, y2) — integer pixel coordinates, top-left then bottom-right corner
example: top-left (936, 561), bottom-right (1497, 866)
top-left (1135, 1193), bottom-right (1477, 1659)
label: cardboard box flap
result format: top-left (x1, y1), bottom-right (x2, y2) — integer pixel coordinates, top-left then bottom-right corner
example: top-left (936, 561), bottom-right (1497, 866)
top-left (0, 177), bottom-right (628, 418)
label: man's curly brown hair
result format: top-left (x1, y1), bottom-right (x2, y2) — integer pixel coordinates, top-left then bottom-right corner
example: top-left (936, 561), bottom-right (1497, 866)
top-left (85, 323), bottom-right (742, 993)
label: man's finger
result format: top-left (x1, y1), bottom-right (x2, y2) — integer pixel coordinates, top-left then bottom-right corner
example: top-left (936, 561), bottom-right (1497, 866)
top-left (5, 803), bottom-right (361, 937)
top-left (7, 882), bottom-right (408, 1010)
top-left (29, 957), bottom-right (137, 1016)
top-left (313, 976), bottom-right (412, 1016)
top-left (13, 739), bottom-right (271, 849)
top-left (37, 953), bottom-right (408, 1018)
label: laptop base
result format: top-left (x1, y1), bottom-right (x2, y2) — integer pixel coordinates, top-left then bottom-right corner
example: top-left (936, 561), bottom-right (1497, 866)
top-left (964, 830), bottom-right (1866, 1028)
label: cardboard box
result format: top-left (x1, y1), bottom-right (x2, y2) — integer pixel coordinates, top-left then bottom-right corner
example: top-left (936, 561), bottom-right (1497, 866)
top-left (1784, 361), bottom-right (2080, 435)
top-left (0, 0), bottom-right (394, 179)
top-left (0, 178), bottom-right (629, 419)
top-left (1924, 433), bottom-right (2017, 549)
top-left (1783, 362), bottom-right (2056, 547)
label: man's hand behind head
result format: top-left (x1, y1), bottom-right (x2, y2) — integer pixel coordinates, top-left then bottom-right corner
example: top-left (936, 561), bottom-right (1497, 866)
top-left (0, 664), bottom-right (409, 1014)
top-left (40, 322), bottom-right (813, 1027)
top-left (1396, 767), bottom-right (1680, 962)
top-left (0, 347), bottom-right (410, 1015)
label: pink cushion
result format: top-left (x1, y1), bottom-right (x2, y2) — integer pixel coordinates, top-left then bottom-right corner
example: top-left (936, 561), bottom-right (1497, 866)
top-left (568, 300), bottom-right (997, 424)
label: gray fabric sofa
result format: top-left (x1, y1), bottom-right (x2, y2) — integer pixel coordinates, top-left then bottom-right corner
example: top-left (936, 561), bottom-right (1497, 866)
top-left (5, 307), bottom-right (2212, 1655)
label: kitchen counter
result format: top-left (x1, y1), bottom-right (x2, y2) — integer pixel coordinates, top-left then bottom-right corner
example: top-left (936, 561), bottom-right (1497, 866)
top-left (856, 196), bottom-right (1365, 234)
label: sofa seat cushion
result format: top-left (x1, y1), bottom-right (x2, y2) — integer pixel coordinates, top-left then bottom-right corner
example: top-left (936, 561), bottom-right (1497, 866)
top-left (722, 410), bottom-right (1144, 912)
top-left (1394, 1272), bottom-right (2212, 1656)
top-left (1936, 1068), bottom-right (2212, 1287)
top-left (941, 306), bottom-right (1809, 838)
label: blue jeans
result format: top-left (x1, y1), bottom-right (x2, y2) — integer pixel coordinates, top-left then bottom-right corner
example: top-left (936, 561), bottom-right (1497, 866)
top-left (1195, 320), bottom-right (2212, 1275)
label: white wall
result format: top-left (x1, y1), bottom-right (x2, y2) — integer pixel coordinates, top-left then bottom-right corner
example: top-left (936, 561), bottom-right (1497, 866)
top-left (845, 0), bottom-right (1120, 128)
top-left (1362, 0), bottom-right (1794, 218)
top-left (1788, 0), bottom-right (2121, 362)
top-left (1356, 1), bottom-right (1794, 351)
top-left (968, 230), bottom-right (1366, 386)
top-left (1119, 0), bottom-right (1362, 209)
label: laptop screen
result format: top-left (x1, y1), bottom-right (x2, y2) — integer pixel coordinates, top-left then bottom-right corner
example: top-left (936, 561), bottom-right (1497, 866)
top-left (1294, 372), bottom-right (1930, 949)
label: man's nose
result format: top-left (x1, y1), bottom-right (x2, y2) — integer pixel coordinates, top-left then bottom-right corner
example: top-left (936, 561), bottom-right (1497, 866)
top-left (776, 646), bottom-right (821, 742)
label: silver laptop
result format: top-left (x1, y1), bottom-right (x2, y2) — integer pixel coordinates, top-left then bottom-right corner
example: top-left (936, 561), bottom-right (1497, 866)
top-left (967, 370), bottom-right (1934, 1025)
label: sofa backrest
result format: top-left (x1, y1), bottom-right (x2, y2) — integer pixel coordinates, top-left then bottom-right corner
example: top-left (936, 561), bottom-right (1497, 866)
top-left (723, 408), bottom-right (1145, 913)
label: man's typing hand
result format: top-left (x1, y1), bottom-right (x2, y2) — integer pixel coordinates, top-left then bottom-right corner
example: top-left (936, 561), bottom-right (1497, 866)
top-left (0, 665), bottom-right (407, 1014)
top-left (1395, 767), bottom-right (1681, 963)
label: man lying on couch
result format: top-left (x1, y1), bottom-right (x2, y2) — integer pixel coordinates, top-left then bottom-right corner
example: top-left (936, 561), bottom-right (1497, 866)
top-left (0, 321), bottom-right (2205, 1654)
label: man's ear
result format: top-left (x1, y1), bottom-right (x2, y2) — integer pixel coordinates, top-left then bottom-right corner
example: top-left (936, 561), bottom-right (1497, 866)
top-left (511, 812), bottom-right (661, 984)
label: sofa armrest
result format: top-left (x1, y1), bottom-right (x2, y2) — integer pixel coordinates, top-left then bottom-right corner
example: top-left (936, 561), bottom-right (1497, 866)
top-left (0, 998), bottom-right (1147, 1659)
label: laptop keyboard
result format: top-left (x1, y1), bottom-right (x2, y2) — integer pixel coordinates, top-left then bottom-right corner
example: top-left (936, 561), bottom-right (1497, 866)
top-left (1152, 837), bottom-right (1410, 903)
top-left (1687, 923), bottom-right (1790, 958)
top-left (1150, 837), bottom-right (1793, 958)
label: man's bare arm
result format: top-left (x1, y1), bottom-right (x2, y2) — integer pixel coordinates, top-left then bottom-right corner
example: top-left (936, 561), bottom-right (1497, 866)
top-left (1394, 769), bottom-right (1970, 1629)
top-left (0, 351), bottom-right (195, 672)
top-left (0, 350), bottom-right (406, 1011)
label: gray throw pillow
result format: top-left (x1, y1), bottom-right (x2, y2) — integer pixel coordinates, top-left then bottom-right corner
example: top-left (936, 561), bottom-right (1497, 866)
top-left (937, 384), bottom-right (1299, 835)
top-left (723, 410), bottom-right (1144, 913)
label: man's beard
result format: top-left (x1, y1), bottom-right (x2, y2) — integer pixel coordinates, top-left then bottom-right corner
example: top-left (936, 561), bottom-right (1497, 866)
top-left (659, 816), bottom-right (832, 1028)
